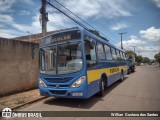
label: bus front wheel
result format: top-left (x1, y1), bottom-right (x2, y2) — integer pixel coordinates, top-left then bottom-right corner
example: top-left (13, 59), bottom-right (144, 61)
top-left (98, 80), bottom-right (105, 96)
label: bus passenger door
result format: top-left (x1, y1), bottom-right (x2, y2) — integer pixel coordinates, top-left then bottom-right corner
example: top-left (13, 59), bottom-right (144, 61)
top-left (85, 38), bottom-right (98, 83)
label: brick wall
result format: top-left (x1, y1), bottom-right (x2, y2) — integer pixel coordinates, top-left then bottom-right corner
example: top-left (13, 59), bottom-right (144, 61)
top-left (0, 38), bottom-right (39, 96)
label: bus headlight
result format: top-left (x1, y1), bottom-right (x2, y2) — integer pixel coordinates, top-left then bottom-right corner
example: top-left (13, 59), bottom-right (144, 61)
top-left (71, 76), bottom-right (86, 88)
top-left (39, 78), bottom-right (47, 87)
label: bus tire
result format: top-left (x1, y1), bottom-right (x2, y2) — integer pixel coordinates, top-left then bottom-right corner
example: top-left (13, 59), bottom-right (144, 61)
top-left (127, 69), bottom-right (130, 74)
top-left (120, 71), bottom-right (124, 82)
top-left (131, 66), bottom-right (135, 72)
top-left (98, 79), bottom-right (105, 97)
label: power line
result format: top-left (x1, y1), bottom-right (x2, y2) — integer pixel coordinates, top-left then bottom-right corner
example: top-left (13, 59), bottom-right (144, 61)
top-left (54, 0), bottom-right (96, 31)
top-left (76, 0), bottom-right (119, 43)
top-left (103, 0), bottom-right (123, 39)
top-left (47, 1), bottom-right (88, 30)
top-left (47, 5), bottom-right (78, 28)
top-left (47, 0), bottom-right (118, 44)
top-left (54, 0), bottom-right (114, 42)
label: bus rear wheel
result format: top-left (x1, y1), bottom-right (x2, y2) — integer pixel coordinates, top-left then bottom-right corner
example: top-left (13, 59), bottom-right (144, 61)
top-left (127, 69), bottom-right (130, 74)
top-left (120, 71), bottom-right (124, 82)
top-left (131, 66), bottom-right (135, 72)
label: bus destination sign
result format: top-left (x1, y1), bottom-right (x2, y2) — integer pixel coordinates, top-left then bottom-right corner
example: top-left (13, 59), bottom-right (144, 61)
top-left (41, 30), bottom-right (81, 46)
top-left (52, 34), bottom-right (71, 43)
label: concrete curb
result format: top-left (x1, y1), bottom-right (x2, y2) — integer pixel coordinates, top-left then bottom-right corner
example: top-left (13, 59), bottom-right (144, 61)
top-left (11, 97), bottom-right (48, 110)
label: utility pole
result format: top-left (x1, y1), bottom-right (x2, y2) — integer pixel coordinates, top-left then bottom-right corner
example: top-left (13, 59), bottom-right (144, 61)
top-left (119, 32), bottom-right (127, 50)
top-left (132, 46), bottom-right (136, 52)
top-left (40, 0), bottom-right (48, 37)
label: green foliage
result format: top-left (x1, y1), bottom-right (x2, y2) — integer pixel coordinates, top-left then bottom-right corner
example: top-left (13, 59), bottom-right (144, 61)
top-left (150, 59), bottom-right (156, 63)
top-left (88, 29), bottom-right (109, 41)
top-left (125, 50), bottom-right (137, 59)
top-left (142, 57), bottom-right (150, 63)
top-left (154, 52), bottom-right (160, 64)
top-left (136, 55), bottom-right (143, 63)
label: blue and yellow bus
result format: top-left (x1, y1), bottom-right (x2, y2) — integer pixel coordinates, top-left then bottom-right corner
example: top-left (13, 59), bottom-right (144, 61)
top-left (39, 27), bottom-right (128, 99)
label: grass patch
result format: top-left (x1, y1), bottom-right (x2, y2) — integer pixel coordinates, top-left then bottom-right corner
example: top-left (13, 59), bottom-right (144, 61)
top-left (0, 101), bottom-right (5, 105)
top-left (14, 99), bottom-right (25, 105)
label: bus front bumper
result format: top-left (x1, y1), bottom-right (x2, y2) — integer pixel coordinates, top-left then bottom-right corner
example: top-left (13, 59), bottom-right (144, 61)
top-left (39, 85), bottom-right (89, 99)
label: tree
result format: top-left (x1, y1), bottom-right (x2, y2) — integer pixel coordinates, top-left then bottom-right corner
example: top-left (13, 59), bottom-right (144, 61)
top-left (154, 52), bottom-right (160, 66)
top-left (136, 55), bottom-right (143, 64)
top-left (88, 29), bottom-right (109, 41)
top-left (142, 57), bottom-right (150, 63)
top-left (150, 59), bottom-right (156, 63)
top-left (125, 50), bottom-right (137, 63)
top-left (125, 50), bottom-right (137, 59)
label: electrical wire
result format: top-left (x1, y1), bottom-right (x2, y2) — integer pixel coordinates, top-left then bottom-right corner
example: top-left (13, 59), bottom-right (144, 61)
top-left (47, 0), bottom-right (118, 44)
top-left (53, 0), bottom-right (116, 43)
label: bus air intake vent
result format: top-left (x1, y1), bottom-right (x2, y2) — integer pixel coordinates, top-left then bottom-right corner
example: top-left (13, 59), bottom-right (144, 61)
top-left (44, 77), bottom-right (73, 83)
top-left (50, 90), bottom-right (67, 95)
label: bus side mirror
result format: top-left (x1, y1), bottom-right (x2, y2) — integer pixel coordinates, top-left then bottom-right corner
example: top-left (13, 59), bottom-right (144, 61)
top-left (85, 37), bottom-right (94, 49)
top-left (89, 41), bottom-right (94, 49)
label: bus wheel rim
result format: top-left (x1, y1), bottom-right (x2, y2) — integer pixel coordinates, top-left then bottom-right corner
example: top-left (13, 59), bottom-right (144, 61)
top-left (102, 81), bottom-right (104, 91)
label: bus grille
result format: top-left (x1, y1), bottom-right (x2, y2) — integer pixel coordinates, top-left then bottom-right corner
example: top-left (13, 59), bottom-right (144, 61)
top-left (44, 77), bottom-right (73, 83)
top-left (50, 90), bottom-right (67, 95)
top-left (48, 85), bottom-right (69, 88)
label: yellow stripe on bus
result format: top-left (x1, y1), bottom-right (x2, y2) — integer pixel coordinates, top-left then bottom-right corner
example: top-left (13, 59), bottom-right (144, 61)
top-left (87, 65), bottom-right (128, 84)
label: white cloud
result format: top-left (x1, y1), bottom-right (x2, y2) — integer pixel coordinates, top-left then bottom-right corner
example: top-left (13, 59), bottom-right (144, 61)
top-left (50, 0), bottom-right (132, 19)
top-left (118, 35), bottom-right (146, 49)
top-left (0, 14), bottom-right (38, 37)
top-left (0, 0), bottom-right (34, 14)
top-left (0, 24), bottom-right (4, 27)
top-left (115, 35), bottom-right (160, 59)
top-left (20, 0), bottom-right (34, 5)
top-left (153, 0), bottom-right (160, 7)
top-left (19, 10), bottom-right (31, 15)
top-left (140, 27), bottom-right (160, 42)
top-left (0, 0), bottom-right (133, 38)
top-left (111, 23), bottom-right (129, 31)
top-left (136, 46), bottom-right (159, 59)
top-left (0, 12), bottom-right (67, 38)
top-left (0, 29), bottom-right (22, 38)
top-left (0, 14), bottom-right (28, 31)
top-left (0, 14), bottom-right (13, 23)
top-left (0, 0), bottom-right (16, 13)
top-left (103, 0), bottom-right (132, 18)
top-left (0, 0), bottom-right (40, 38)
top-left (47, 0), bottom-right (100, 19)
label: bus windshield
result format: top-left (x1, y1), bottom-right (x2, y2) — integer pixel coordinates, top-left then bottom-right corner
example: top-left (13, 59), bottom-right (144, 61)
top-left (40, 42), bottom-right (83, 75)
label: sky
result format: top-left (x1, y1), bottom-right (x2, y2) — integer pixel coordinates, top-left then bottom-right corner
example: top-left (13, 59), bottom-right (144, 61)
top-left (0, 0), bottom-right (160, 59)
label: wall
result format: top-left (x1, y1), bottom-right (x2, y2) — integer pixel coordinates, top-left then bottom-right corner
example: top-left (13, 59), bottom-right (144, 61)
top-left (0, 38), bottom-right (39, 96)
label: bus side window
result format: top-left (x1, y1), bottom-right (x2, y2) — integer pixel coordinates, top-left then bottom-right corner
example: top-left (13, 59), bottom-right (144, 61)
top-left (120, 51), bottom-right (124, 60)
top-left (123, 52), bottom-right (126, 60)
top-left (104, 45), bottom-right (112, 60)
top-left (85, 38), bottom-right (97, 68)
top-left (97, 42), bottom-right (105, 60)
top-left (111, 47), bottom-right (117, 60)
top-left (116, 49), bottom-right (121, 61)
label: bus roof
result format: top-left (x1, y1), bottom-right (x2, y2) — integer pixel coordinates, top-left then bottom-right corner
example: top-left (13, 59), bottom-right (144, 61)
top-left (83, 29), bottom-right (123, 52)
top-left (41, 27), bottom-right (124, 52)
top-left (42, 27), bottom-right (80, 39)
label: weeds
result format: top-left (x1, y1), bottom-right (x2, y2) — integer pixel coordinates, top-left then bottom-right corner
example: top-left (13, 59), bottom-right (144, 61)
top-left (14, 99), bottom-right (25, 105)
top-left (0, 101), bottom-right (5, 105)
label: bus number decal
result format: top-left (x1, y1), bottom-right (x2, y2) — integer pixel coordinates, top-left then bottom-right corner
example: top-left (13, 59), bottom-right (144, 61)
top-left (110, 68), bottom-right (119, 74)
